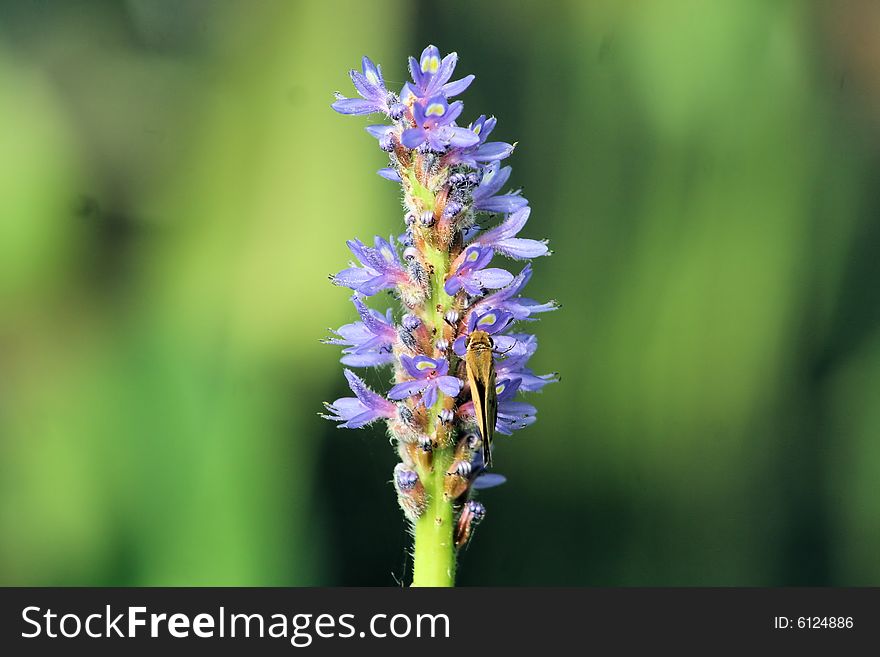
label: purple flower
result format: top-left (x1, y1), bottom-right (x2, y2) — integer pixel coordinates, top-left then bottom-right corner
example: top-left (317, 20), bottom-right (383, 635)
top-left (470, 206), bottom-right (549, 260)
top-left (332, 56), bottom-right (401, 116)
top-left (470, 264), bottom-right (559, 321)
top-left (405, 45), bottom-right (474, 100)
top-left (321, 370), bottom-right (397, 428)
top-left (388, 355), bottom-right (462, 408)
top-left (495, 334), bottom-right (559, 392)
top-left (444, 115), bottom-right (516, 166)
top-left (444, 245), bottom-right (514, 296)
top-left (452, 309), bottom-right (516, 356)
top-left (494, 377), bottom-right (537, 434)
top-left (496, 400), bottom-right (537, 435)
top-left (324, 296), bottom-right (397, 367)
top-left (401, 95), bottom-right (480, 152)
top-left (332, 236), bottom-right (410, 296)
top-left (473, 162), bottom-right (529, 214)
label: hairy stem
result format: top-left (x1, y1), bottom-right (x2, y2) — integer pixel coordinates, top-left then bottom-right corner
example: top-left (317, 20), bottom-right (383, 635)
top-left (412, 445), bottom-right (456, 587)
top-left (411, 242), bottom-right (456, 587)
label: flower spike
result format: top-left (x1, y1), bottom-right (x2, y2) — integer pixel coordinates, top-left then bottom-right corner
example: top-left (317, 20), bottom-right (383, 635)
top-left (326, 46), bottom-right (557, 586)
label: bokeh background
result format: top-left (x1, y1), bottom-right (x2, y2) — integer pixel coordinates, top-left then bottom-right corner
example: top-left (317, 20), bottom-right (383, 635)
top-left (2, 0), bottom-right (879, 586)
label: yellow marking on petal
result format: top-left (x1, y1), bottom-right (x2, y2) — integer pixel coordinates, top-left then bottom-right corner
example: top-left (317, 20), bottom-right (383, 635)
top-left (479, 313), bottom-right (497, 326)
top-left (421, 55), bottom-right (440, 74)
top-left (466, 249), bottom-right (480, 262)
top-left (425, 103), bottom-right (446, 117)
top-left (496, 382), bottom-right (506, 394)
top-left (473, 124), bottom-right (482, 135)
top-left (365, 69), bottom-right (380, 86)
top-left (416, 360), bottom-right (436, 371)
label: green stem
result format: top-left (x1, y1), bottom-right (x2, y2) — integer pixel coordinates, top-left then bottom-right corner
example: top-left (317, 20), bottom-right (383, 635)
top-left (411, 242), bottom-right (457, 587)
top-left (411, 446), bottom-right (456, 587)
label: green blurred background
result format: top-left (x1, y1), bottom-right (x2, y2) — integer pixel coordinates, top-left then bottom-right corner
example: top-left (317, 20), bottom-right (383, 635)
top-left (2, 0), bottom-right (879, 586)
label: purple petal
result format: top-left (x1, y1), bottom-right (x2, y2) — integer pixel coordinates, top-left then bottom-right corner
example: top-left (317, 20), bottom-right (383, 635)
top-left (517, 371), bottom-right (559, 392)
top-left (498, 401), bottom-right (536, 416)
top-left (495, 377), bottom-right (523, 402)
top-left (357, 274), bottom-right (399, 296)
top-left (401, 127), bottom-right (427, 148)
top-left (331, 98), bottom-right (378, 115)
top-left (408, 56), bottom-right (425, 88)
top-left (476, 163), bottom-right (511, 199)
top-left (473, 206), bottom-right (531, 247)
top-left (344, 369), bottom-right (386, 409)
top-left (352, 296), bottom-right (393, 336)
top-left (419, 45), bottom-right (441, 73)
top-left (400, 81), bottom-right (418, 104)
top-left (346, 238), bottom-right (372, 266)
top-left (492, 335), bottom-right (519, 353)
top-left (402, 354), bottom-right (438, 378)
top-left (332, 267), bottom-right (373, 289)
top-left (413, 355), bottom-right (447, 376)
top-left (345, 409), bottom-right (384, 429)
top-left (365, 124), bottom-right (392, 139)
top-left (350, 70), bottom-right (382, 102)
top-left (472, 473), bottom-right (507, 490)
top-left (431, 53), bottom-right (458, 90)
top-left (494, 237), bottom-right (549, 259)
top-left (476, 195), bottom-right (529, 214)
top-left (441, 74), bottom-right (475, 97)
top-left (520, 298), bottom-right (559, 315)
top-left (477, 116), bottom-right (497, 140)
top-left (361, 56), bottom-right (384, 88)
top-left (421, 384), bottom-right (439, 409)
top-left (497, 333), bottom-right (537, 362)
top-left (497, 416), bottom-right (536, 435)
top-left (341, 351), bottom-right (395, 367)
top-left (377, 167), bottom-right (401, 182)
top-left (461, 278), bottom-right (486, 296)
top-left (446, 126), bottom-right (480, 148)
top-left (437, 375), bottom-right (463, 397)
top-left (471, 309), bottom-right (514, 334)
top-left (331, 320), bottom-right (372, 344)
top-left (472, 141), bottom-right (516, 162)
top-left (388, 379), bottom-right (428, 400)
top-left (457, 245), bottom-right (494, 274)
top-left (444, 276), bottom-right (463, 296)
top-left (472, 267), bottom-right (515, 289)
top-left (444, 100), bottom-right (464, 125)
top-left (471, 265), bottom-right (532, 312)
top-left (328, 397), bottom-right (364, 416)
top-left (373, 236), bottom-right (400, 265)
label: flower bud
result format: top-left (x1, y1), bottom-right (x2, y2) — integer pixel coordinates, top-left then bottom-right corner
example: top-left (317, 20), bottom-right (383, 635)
top-left (402, 314), bottom-right (421, 331)
top-left (389, 102), bottom-right (406, 121)
top-left (443, 201), bottom-right (463, 219)
top-left (395, 467), bottom-right (419, 491)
